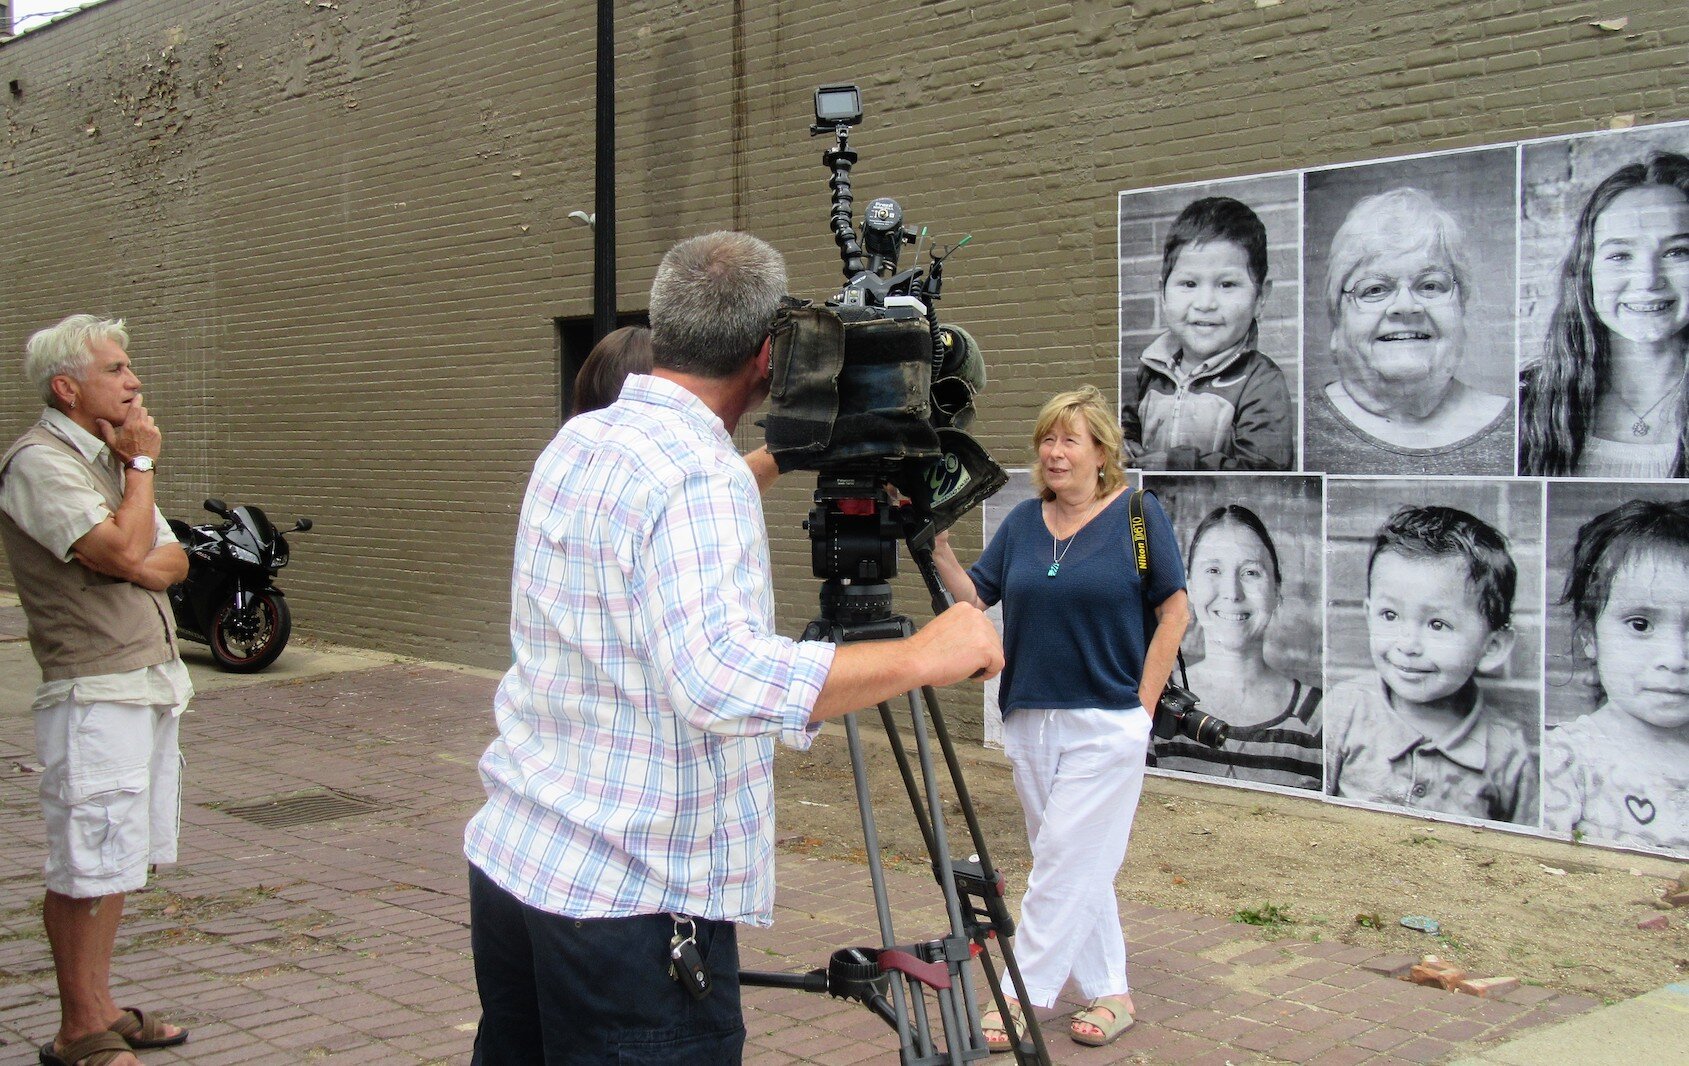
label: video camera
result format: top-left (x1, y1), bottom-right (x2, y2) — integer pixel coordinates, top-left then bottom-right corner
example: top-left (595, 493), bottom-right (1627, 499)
top-left (764, 84), bottom-right (1007, 595)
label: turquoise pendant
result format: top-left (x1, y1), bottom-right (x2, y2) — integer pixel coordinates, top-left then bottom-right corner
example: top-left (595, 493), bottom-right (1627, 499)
top-left (1047, 562), bottom-right (1060, 578)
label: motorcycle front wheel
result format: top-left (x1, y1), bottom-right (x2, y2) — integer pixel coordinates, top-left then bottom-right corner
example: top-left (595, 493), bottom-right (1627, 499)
top-left (209, 589), bottom-right (292, 672)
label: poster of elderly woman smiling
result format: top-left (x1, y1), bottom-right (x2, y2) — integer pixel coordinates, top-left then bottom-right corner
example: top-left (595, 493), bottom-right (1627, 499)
top-left (1302, 148), bottom-right (1519, 476)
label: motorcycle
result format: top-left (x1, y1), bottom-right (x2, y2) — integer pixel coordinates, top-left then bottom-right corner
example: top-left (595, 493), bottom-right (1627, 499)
top-left (167, 498), bottom-right (313, 672)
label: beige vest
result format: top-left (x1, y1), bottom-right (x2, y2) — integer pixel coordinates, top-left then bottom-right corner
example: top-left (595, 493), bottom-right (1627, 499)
top-left (0, 424), bottom-right (178, 681)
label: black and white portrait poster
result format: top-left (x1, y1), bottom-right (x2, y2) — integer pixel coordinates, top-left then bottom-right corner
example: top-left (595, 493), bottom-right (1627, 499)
top-left (1302, 149), bottom-right (1518, 476)
top-left (978, 468), bottom-right (1036, 749)
top-left (1542, 480), bottom-right (1689, 854)
top-left (1518, 123), bottom-right (1689, 479)
top-left (1323, 478), bottom-right (1544, 828)
top-left (1099, 118), bottom-right (1687, 859)
top-left (1117, 173), bottom-right (1302, 472)
top-left (1142, 473), bottom-right (1324, 792)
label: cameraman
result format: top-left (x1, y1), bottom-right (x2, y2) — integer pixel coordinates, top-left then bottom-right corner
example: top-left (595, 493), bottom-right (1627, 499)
top-left (463, 230), bottom-right (1003, 1066)
top-left (931, 385), bottom-right (1188, 1050)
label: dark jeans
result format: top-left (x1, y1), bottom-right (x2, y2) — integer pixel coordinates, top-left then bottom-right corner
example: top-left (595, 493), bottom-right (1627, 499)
top-left (468, 863), bottom-right (746, 1065)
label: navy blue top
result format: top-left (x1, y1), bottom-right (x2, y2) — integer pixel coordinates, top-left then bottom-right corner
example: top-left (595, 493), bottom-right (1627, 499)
top-left (969, 491), bottom-right (1185, 716)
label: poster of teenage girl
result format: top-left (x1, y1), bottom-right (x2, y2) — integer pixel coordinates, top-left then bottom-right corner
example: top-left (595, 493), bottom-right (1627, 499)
top-left (1518, 123), bottom-right (1689, 477)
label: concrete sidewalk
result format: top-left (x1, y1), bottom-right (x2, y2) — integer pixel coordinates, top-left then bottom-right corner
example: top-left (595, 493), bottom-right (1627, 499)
top-left (0, 621), bottom-right (1671, 1064)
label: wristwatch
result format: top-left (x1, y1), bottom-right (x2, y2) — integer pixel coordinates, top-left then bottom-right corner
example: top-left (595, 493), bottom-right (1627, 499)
top-left (126, 456), bottom-right (156, 473)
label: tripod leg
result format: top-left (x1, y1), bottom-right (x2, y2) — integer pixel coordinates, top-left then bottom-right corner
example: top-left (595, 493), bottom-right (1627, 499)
top-left (842, 711), bottom-right (925, 1063)
top-left (874, 702), bottom-right (943, 859)
top-left (922, 685), bottom-right (1054, 1066)
top-left (902, 687), bottom-right (979, 1064)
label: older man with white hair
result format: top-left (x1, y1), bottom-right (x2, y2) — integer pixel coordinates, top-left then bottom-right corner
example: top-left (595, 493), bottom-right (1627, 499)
top-left (0, 315), bottom-right (191, 1066)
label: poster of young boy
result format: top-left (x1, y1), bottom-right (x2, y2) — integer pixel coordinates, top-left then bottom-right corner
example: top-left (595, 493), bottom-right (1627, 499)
top-left (1323, 478), bottom-right (1544, 827)
top-left (1117, 172), bottom-right (1301, 471)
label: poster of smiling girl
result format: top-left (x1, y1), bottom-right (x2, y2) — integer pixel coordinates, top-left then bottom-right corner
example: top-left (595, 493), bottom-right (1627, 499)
top-left (1117, 173), bottom-right (1301, 471)
top-left (1141, 473), bottom-right (1324, 791)
top-left (1302, 149), bottom-right (1518, 475)
top-left (1517, 123), bottom-right (1689, 479)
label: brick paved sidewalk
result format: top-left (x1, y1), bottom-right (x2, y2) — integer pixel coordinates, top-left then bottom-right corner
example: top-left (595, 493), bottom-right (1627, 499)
top-left (0, 662), bottom-right (1598, 1065)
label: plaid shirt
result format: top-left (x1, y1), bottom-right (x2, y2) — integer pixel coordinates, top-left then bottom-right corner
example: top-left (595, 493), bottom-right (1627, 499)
top-left (464, 375), bottom-right (834, 925)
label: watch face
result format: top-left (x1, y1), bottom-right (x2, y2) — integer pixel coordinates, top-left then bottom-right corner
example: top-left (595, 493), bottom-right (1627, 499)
top-left (128, 456), bottom-right (155, 472)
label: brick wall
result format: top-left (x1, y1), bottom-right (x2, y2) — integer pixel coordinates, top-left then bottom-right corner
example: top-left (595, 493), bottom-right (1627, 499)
top-left (1, 0), bottom-right (1684, 677)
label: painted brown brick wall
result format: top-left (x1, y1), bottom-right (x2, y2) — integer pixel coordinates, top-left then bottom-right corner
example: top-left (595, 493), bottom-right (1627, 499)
top-left (1, 0), bottom-right (1684, 679)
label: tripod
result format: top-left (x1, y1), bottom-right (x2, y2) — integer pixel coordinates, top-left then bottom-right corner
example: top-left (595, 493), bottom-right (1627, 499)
top-left (740, 489), bottom-right (1051, 1065)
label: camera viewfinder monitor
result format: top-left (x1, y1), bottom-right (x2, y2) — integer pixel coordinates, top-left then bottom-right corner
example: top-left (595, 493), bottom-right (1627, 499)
top-left (814, 84), bottom-right (863, 128)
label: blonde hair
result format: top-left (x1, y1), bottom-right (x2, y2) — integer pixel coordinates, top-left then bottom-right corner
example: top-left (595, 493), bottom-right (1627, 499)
top-left (1029, 385), bottom-right (1126, 501)
top-left (25, 314), bottom-right (128, 407)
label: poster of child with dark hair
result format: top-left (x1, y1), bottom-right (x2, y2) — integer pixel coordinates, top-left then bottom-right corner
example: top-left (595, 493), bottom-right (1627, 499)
top-left (1118, 174), bottom-right (1300, 471)
top-left (1543, 480), bottom-right (1689, 857)
top-left (1323, 478), bottom-right (1543, 827)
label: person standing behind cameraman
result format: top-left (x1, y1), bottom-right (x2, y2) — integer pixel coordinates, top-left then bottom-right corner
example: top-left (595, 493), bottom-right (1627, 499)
top-left (463, 231), bottom-right (1003, 1066)
top-left (571, 323), bottom-right (779, 492)
top-left (932, 385), bottom-right (1188, 1051)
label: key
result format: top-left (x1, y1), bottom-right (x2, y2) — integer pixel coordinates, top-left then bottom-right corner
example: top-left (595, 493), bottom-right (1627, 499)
top-left (670, 934), bottom-right (711, 1000)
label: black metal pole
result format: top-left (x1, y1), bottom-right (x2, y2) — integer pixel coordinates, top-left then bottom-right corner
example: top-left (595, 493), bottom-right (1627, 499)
top-left (592, 0), bottom-right (617, 342)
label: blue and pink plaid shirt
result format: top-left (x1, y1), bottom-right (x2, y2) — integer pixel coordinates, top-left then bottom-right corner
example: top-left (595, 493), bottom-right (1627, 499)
top-left (464, 375), bottom-right (833, 925)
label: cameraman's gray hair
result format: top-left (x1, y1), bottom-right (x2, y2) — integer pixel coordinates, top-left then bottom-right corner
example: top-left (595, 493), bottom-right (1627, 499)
top-left (649, 231), bottom-right (787, 379)
top-left (25, 314), bottom-right (129, 407)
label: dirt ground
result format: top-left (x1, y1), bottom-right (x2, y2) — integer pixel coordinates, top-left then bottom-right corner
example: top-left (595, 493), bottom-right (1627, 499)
top-left (773, 728), bottom-right (1689, 1002)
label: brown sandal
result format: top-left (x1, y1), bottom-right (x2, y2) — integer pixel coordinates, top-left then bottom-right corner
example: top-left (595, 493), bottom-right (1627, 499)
top-left (38, 1030), bottom-right (135, 1066)
top-left (110, 1007), bottom-right (188, 1049)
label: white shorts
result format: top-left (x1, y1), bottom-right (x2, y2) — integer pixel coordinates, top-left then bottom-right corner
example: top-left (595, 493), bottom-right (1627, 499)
top-left (35, 699), bottom-right (184, 898)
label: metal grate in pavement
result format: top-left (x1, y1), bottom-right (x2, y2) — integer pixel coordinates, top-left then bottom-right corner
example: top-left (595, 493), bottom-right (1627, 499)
top-left (206, 787), bottom-right (385, 828)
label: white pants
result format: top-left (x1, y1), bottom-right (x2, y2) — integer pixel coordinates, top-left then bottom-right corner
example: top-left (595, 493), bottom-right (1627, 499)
top-left (1003, 707), bottom-right (1150, 1008)
top-left (36, 699), bottom-right (183, 898)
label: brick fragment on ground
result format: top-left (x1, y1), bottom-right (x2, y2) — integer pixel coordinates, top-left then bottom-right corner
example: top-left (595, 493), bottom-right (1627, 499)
top-left (1457, 976), bottom-right (1520, 998)
top-left (1636, 914), bottom-right (1670, 931)
top-left (1409, 957), bottom-right (1467, 990)
top-left (1361, 954), bottom-right (1418, 979)
top-left (1664, 890), bottom-right (1689, 909)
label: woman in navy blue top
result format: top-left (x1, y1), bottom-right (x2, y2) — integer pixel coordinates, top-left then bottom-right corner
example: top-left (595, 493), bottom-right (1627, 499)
top-left (932, 384), bottom-right (1189, 1050)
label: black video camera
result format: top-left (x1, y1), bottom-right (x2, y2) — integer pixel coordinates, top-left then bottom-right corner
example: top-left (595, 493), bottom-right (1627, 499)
top-left (764, 85), bottom-right (1006, 585)
top-left (1152, 682), bottom-right (1230, 749)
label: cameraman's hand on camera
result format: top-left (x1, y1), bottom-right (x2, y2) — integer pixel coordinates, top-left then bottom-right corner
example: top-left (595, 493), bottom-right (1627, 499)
top-left (911, 602), bottom-right (1003, 686)
top-left (809, 602), bottom-right (1003, 723)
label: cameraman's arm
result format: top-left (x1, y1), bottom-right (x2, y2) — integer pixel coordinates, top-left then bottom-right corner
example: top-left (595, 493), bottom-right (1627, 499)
top-left (929, 531), bottom-right (986, 610)
top-left (743, 446), bottom-right (780, 494)
top-left (1138, 589), bottom-right (1188, 718)
top-left (809, 602), bottom-right (1002, 723)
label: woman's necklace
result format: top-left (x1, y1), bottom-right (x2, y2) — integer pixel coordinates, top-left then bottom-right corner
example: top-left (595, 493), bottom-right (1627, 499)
top-left (1047, 496), bottom-right (1103, 578)
top-left (1614, 376), bottom-right (1683, 438)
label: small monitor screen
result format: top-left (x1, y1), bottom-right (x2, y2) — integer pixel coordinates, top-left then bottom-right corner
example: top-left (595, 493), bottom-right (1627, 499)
top-left (815, 86), bottom-right (861, 124)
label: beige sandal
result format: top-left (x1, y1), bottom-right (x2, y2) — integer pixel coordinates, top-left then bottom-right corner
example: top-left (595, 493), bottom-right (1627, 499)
top-left (1070, 996), bottom-right (1134, 1047)
top-left (979, 1001), bottom-right (1025, 1054)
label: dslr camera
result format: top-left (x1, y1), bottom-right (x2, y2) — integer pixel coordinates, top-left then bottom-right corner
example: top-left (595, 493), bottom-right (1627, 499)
top-left (763, 85), bottom-right (1006, 599)
top-left (1153, 682), bottom-right (1230, 749)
